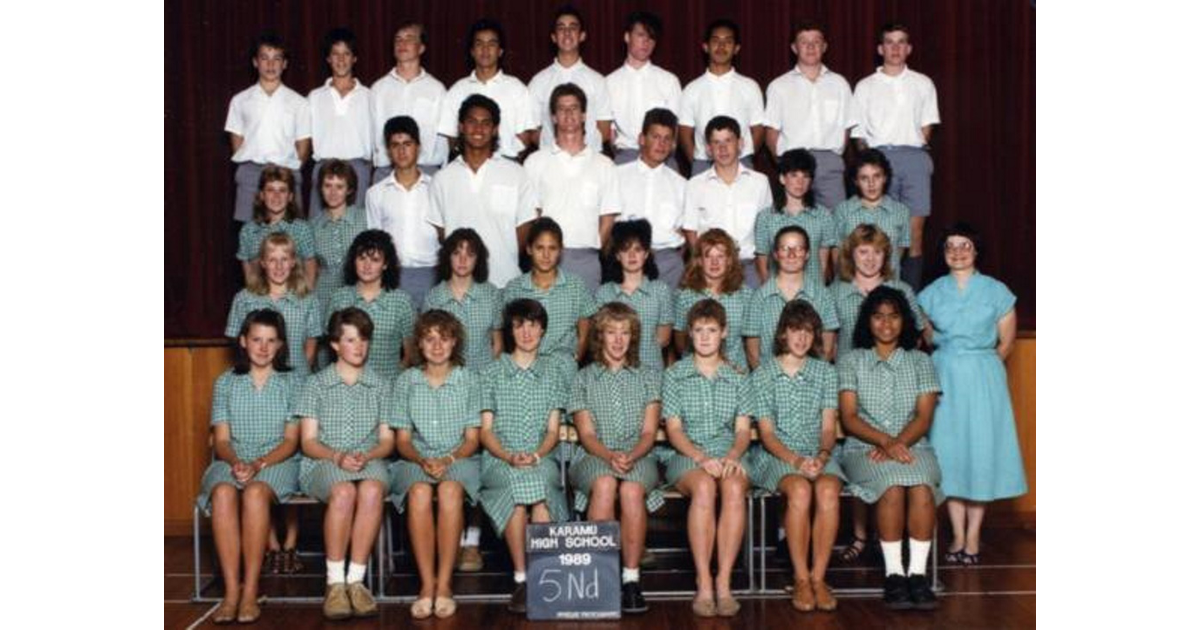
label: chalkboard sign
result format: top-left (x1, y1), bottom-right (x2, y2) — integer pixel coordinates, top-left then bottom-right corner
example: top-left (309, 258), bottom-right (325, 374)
top-left (525, 521), bottom-right (621, 620)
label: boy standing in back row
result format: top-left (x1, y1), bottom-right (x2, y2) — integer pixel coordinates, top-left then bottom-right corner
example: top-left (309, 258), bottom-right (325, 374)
top-left (528, 6), bottom-right (613, 154)
top-left (607, 11), bottom-right (682, 169)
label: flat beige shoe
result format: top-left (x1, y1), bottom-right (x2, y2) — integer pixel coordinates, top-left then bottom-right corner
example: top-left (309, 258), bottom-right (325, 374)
top-left (434, 596), bottom-right (457, 618)
top-left (323, 584), bottom-right (351, 620)
top-left (411, 597), bottom-right (433, 620)
top-left (347, 581), bottom-right (378, 617)
top-left (716, 595), bottom-right (741, 617)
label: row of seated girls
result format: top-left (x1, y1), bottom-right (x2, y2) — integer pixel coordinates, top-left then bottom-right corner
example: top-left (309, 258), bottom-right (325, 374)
top-left (201, 151), bottom-right (1026, 623)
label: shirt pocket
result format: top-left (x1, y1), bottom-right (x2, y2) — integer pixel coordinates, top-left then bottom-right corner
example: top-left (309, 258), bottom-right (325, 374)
top-left (491, 184), bottom-right (519, 220)
top-left (821, 99), bottom-right (842, 124)
top-left (580, 182), bottom-right (600, 209)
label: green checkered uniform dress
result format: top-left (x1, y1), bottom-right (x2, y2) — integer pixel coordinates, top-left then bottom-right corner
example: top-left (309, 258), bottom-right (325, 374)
top-left (311, 206), bottom-right (368, 313)
top-left (748, 358), bottom-right (846, 492)
top-left (295, 365), bottom-right (392, 502)
top-left (423, 280), bottom-right (503, 372)
top-left (225, 289), bottom-right (323, 377)
top-left (837, 348), bottom-right (944, 504)
top-left (753, 206), bottom-right (837, 281)
top-left (197, 369), bottom-right (301, 515)
top-left (478, 354), bottom-right (570, 533)
top-left (325, 286), bottom-right (416, 381)
top-left (673, 287), bottom-right (753, 371)
top-left (744, 276), bottom-right (841, 346)
top-left (567, 363), bottom-right (664, 513)
top-left (387, 366), bottom-right (483, 513)
top-left (830, 279), bottom-right (925, 358)
top-left (502, 271), bottom-right (598, 381)
top-left (832, 196), bottom-right (911, 275)
top-left (660, 356), bottom-right (754, 486)
top-left (594, 279), bottom-right (674, 373)
top-left (236, 218), bottom-right (317, 262)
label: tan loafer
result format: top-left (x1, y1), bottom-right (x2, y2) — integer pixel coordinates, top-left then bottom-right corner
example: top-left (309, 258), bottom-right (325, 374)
top-left (457, 546), bottom-right (484, 572)
top-left (434, 596), bottom-right (457, 618)
top-left (411, 597), bottom-right (433, 620)
top-left (236, 597), bottom-right (261, 623)
top-left (213, 598), bottom-right (238, 624)
top-left (813, 579), bottom-right (838, 611)
top-left (323, 583), bottom-right (352, 620)
top-left (691, 594), bottom-right (717, 617)
top-left (716, 595), bottom-right (741, 617)
top-left (347, 581), bottom-right (378, 617)
top-left (791, 579), bottom-right (815, 612)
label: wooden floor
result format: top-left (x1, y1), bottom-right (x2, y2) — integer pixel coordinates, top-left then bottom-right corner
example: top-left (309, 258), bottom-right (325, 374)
top-left (166, 521), bottom-right (1034, 629)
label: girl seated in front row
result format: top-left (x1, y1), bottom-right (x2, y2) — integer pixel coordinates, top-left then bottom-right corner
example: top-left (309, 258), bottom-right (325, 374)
top-left (568, 302), bottom-right (662, 614)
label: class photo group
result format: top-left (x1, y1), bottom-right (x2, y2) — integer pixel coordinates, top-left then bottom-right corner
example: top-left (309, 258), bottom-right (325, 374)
top-left (168, 2), bottom-right (1035, 626)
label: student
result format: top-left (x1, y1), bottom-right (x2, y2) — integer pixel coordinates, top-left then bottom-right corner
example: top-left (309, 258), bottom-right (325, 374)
top-left (568, 303), bottom-right (662, 614)
top-left (595, 220), bottom-right (674, 372)
top-left (673, 229), bottom-right (752, 371)
top-left (838, 286), bottom-right (943, 610)
top-left (606, 11), bottom-right (682, 167)
top-left (310, 159), bottom-right (368, 319)
top-left (438, 19), bottom-right (536, 161)
top-left (831, 224), bottom-right (923, 360)
top-left (307, 27), bottom-right (373, 210)
top-left (528, 5), bottom-right (613, 153)
top-left (679, 19), bottom-right (764, 174)
top-left (390, 310), bottom-right (483, 619)
top-left (663, 299), bottom-right (752, 618)
top-left (428, 94), bottom-right (538, 289)
top-left (851, 22), bottom-right (941, 290)
top-left (749, 301), bottom-right (843, 612)
top-left (615, 108), bottom-right (688, 289)
top-left (236, 165), bottom-right (317, 288)
top-left (744, 226), bottom-right (839, 369)
top-left (199, 309), bottom-right (300, 624)
top-left (365, 116), bottom-right (440, 307)
top-left (682, 116), bottom-right (773, 289)
top-left (833, 149), bottom-right (911, 281)
top-left (225, 32), bottom-right (311, 222)
top-left (297, 307), bottom-right (395, 620)
top-left (754, 149), bottom-right (837, 284)
top-left (369, 22), bottom-right (448, 182)
top-left (763, 21), bottom-right (855, 209)
top-left (226, 232), bottom-right (322, 378)
top-left (501, 217), bottom-right (598, 381)
top-left (424, 228), bottom-right (504, 372)
top-left (479, 299), bottom-right (570, 614)
top-left (325, 230), bottom-right (416, 381)
top-left (523, 83), bottom-right (621, 291)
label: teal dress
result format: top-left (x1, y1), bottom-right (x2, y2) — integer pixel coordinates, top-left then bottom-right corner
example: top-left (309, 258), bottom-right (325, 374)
top-left (197, 369), bottom-right (301, 514)
top-left (744, 276), bottom-right (840, 352)
top-left (753, 206), bottom-right (837, 282)
top-left (311, 206), bottom-right (369, 314)
top-left (478, 354), bottom-right (570, 533)
top-left (836, 348), bottom-right (944, 504)
top-left (237, 218), bottom-right (317, 262)
top-left (660, 356), bottom-right (754, 486)
top-left (832, 196), bottom-right (911, 274)
top-left (748, 358), bottom-right (846, 491)
top-left (387, 366), bottom-right (483, 512)
top-left (673, 287), bottom-right (753, 371)
top-left (423, 280), bottom-right (503, 372)
top-left (325, 286), bottom-right (416, 381)
top-left (918, 272), bottom-right (1027, 501)
top-left (502, 271), bottom-right (598, 382)
top-left (830, 279), bottom-right (924, 359)
top-left (225, 289), bottom-right (323, 377)
top-left (567, 363), bottom-right (664, 513)
top-left (594, 278), bottom-right (674, 372)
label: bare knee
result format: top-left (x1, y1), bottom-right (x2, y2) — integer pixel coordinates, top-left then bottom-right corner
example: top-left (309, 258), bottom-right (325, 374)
top-left (815, 477), bottom-right (842, 508)
top-left (591, 476), bottom-right (618, 501)
top-left (408, 483), bottom-right (433, 511)
top-left (720, 477), bottom-right (746, 502)
top-left (357, 480), bottom-right (385, 506)
top-left (691, 476), bottom-right (717, 508)
top-left (329, 482), bottom-right (358, 512)
top-left (438, 482), bottom-right (464, 509)
top-left (619, 481), bottom-right (645, 506)
top-left (243, 481), bottom-right (274, 505)
top-left (907, 485), bottom-right (933, 506)
top-left (212, 483), bottom-right (238, 506)
top-left (782, 477), bottom-right (813, 510)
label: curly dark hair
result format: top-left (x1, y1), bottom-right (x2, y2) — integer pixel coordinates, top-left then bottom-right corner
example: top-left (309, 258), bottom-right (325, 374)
top-left (343, 229), bottom-right (401, 289)
top-left (436, 228), bottom-right (490, 283)
top-left (602, 219), bottom-right (659, 284)
top-left (501, 298), bottom-right (549, 353)
top-left (851, 285), bottom-right (920, 351)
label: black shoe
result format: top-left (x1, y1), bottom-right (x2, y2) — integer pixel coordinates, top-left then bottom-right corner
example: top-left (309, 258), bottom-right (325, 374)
top-left (882, 574), bottom-right (912, 610)
top-left (508, 581), bottom-right (527, 614)
top-left (907, 574), bottom-right (939, 610)
top-left (621, 582), bottom-right (649, 614)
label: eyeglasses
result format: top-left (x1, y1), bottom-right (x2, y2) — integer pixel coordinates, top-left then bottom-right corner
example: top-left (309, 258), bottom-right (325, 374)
top-left (944, 241), bottom-right (975, 252)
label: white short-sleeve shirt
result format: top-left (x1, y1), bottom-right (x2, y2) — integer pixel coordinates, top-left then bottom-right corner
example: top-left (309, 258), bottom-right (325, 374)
top-left (528, 59), bottom-right (613, 154)
top-left (438, 70), bottom-right (537, 159)
top-left (605, 62), bottom-right (682, 150)
top-left (678, 69), bottom-right (765, 160)
top-left (850, 66), bottom-right (940, 148)
top-left (307, 78), bottom-right (373, 161)
top-left (616, 158), bottom-right (687, 249)
top-left (369, 68), bottom-right (449, 168)
top-left (682, 164), bottom-right (773, 260)
top-left (428, 155), bottom-right (538, 288)
top-left (763, 65), bottom-right (856, 155)
top-left (365, 172), bottom-right (440, 268)
top-left (524, 145), bottom-right (621, 250)
top-left (225, 82), bottom-right (312, 170)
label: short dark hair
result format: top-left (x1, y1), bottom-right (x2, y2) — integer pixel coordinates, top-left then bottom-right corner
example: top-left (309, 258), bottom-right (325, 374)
top-left (773, 225), bottom-right (811, 255)
top-left (383, 115), bottom-right (421, 146)
top-left (457, 94), bottom-right (501, 153)
top-left (502, 299), bottom-right (549, 353)
top-left (933, 222), bottom-right (985, 279)
top-left (791, 19), bottom-right (826, 42)
top-left (552, 5), bottom-right (585, 32)
top-left (704, 115), bottom-right (741, 141)
top-left (322, 27), bottom-right (357, 58)
top-left (550, 82), bottom-right (588, 114)
top-left (525, 216), bottom-right (564, 249)
top-left (853, 148), bottom-right (893, 188)
top-left (467, 18), bottom-right (505, 69)
top-left (327, 306), bottom-right (375, 343)
top-left (343, 229), bottom-right (401, 289)
top-left (232, 309), bottom-right (292, 374)
top-left (641, 108), bottom-right (677, 136)
top-left (436, 228), bottom-right (490, 283)
top-left (395, 22), bottom-right (428, 47)
top-left (777, 149), bottom-right (817, 208)
top-left (880, 21), bottom-right (911, 44)
top-left (772, 299), bottom-right (824, 358)
top-left (316, 159), bottom-right (359, 210)
top-left (852, 286), bottom-right (920, 351)
top-left (413, 309), bottom-right (467, 368)
top-left (705, 19), bottom-right (739, 44)
top-left (625, 11), bottom-right (662, 40)
top-left (686, 298), bottom-right (727, 360)
top-left (250, 31), bottom-right (287, 61)
top-left (603, 219), bottom-right (659, 283)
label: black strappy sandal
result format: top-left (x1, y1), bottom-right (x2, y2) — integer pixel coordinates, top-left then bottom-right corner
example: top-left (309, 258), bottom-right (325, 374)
top-left (837, 536), bottom-right (869, 563)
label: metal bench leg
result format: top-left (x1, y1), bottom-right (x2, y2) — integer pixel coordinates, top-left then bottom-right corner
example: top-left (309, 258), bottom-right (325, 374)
top-left (193, 504), bottom-right (202, 600)
top-left (744, 494), bottom-right (755, 592)
top-left (376, 517), bottom-right (387, 597)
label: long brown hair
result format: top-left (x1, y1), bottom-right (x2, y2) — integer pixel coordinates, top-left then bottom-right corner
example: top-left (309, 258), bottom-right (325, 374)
top-left (680, 229), bottom-right (743, 294)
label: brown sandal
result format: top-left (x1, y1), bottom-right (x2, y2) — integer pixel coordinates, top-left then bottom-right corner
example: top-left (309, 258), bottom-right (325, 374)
top-left (281, 548), bottom-right (303, 574)
top-left (837, 536), bottom-right (868, 564)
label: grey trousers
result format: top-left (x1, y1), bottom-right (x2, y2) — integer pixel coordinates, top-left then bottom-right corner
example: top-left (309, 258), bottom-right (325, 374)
top-left (653, 246), bottom-right (686, 290)
top-left (561, 248), bottom-right (601, 293)
top-left (810, 150), bottom-right (847, 210)
top-left (400, 266), bottom-right (437, 309)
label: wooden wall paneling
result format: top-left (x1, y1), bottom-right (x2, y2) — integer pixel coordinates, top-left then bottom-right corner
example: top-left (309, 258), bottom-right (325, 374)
top-left (164, 348), bottom-right (196, 535)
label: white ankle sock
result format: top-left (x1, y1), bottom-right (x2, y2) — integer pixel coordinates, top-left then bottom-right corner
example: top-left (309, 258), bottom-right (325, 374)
top-left (465, 527), bottom-right (481, 547)
top-left (778, 526), bottom-right (787, 540)
top-left (346, 561), bottom-right (367, 584)
top-left (513, 570), bottom-right (527, 584)
top-left (622, 567), bottom-right (640, 584)
top-left (908, 538), bottom-right (931, 576)
top-left (326, 559), bottom-right (346, 585)
top-left (880, 540), bottom-right (904, 576)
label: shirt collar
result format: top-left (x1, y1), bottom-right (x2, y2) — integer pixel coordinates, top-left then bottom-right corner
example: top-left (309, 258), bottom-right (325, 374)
top-left (318, 364), bottom-right (382, 388)
top-left (624, 60), bottom-right (655, 74)
top-left (550, 142), bottom-right (592, 158)
top-left (500, 353), bottom-right (548, 377)
top-left (703, 161), bottom-right (750, 182)
top-left (519, 271), bottom-right (569, 291)
top-left (385, 170), bottom-right (432, 189)
top-left (769, 356), bottom-right (818, 381)
top-left (553, 58), bottom-right (587, 74)
top-left (869, 347), bottom-right (910, 368)
top-left (792, 64), bottom-right (831, 79)
top-left (389, 67), bottom-right (428, 83)
top-left (677, 355), bottom-right (739, 382)
top-left (409, 364), bottom-right (467, 387)
top-left (468, 69), bottom-right (506, 85)
top-left (875, 65), bottom-right (910, 80)
top-left (635, 157), bottom-right (664, 175)
top-left (322, 77), bottom-right (364, 91)
top-left (704, 68), bottom-right (738, 82)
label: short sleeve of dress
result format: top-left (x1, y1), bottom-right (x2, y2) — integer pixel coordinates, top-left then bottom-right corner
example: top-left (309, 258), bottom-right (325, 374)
top-left (398, 291), bottom-right (417, 340)
top-left (819, 362), bottom-right (839, 411)
top-left (913, 352), bottom-right (941, 395)
top-left (293, 222), bottom-right (317, 260)
top-left (661, 370), bottom-right (682, 421)
top-left (388, 376), bottom-right (412, 430)
top-left (293, 374), bottom-right (321, 419)
top-left (210, 372), bottom-right (232, 425)
top-left (643, 369), bottom-right (663, 404)
top-left (837, 353), bottom-right (859, 393)
top-left (657, 283), bottom-right (674, 327)
top-left (464, 375), bottom-right (484, 429)
top-left (753, 212), bottom-right (771, 257)
top-left (749, 368), bottom-right (772, 423)
top-left (990, 278), bottom-right (1017, 319)
top-left (568, 369), bottom-right (588, 415)
top-left (736, 374), bottom-right (754, 418)
top-left (303, 296), bottom-right (323, 339)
